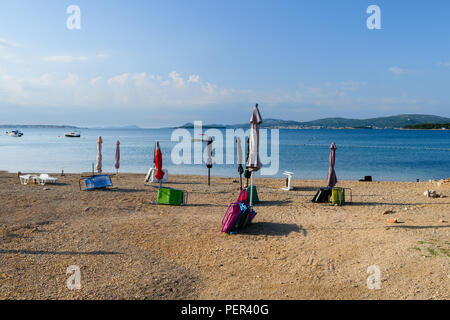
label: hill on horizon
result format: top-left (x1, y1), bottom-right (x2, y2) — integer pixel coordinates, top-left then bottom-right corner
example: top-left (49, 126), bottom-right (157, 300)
top-left (176, 114), bottom-right (450, 129)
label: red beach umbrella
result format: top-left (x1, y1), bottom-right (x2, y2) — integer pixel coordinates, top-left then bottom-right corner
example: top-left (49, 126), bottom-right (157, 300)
top-left (154, 141), bottom-right (165, 181)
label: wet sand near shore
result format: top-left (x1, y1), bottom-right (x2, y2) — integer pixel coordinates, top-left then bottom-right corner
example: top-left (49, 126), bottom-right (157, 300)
top-left (0, 171), bottom-right (448, 299)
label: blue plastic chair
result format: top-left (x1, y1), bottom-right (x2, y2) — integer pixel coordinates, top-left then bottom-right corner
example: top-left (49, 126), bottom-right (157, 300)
top-left (79, 175), bottom-right (113, 191)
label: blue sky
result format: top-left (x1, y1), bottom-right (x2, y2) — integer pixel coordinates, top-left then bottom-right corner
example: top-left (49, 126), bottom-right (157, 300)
top-left (0, 0), bottom-right (449, 127)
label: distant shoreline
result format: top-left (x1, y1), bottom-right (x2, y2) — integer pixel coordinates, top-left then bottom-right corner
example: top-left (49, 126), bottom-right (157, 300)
top-left (0, 125), bottom-right (82, 129)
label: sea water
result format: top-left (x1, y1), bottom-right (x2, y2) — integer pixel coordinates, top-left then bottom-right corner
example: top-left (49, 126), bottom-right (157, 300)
top-left (0, 127), bottom-right (448, 182)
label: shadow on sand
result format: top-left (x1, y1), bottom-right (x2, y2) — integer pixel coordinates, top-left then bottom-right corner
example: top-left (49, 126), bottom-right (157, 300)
top-left (387, 225), bottom-right (450, 230)
top-left (0, 249), bottom-right (122, 256)
top-left (240, 222), bottom-right (306, 236)
top-left (257, 200), bottom-right (292, 206)
top-left (350, 201), bottom-right (450, 206)
top-left (292, 186), bottom-right (319, 192)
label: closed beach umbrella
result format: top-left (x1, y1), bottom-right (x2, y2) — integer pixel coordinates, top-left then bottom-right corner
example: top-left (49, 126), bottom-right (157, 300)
top-left (244, 137), bottom-right (251, 186)
top-left (246, 103), bottom-right (263, 207)
top-left (96, 136), bottom-right (103, 174)
top-left (327, 142), bottom-right (338, 188)
top-left (115, 140), bottom-right (120, 174)
top-left (154, 141), bottom-right (165, 182)
top-left (206, 136), bottom-right (213, 185)
top-left (236, 137), bottom-right (244, 190)
top-left (246, 104), bottom-right (263, 171)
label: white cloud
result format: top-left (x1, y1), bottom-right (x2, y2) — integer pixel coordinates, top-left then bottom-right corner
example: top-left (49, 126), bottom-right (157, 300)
top-left (89, 76), bottom-right (102, 86)
top-left (388, 66), bottom-right (408, 75)
top-left (107, 73), bottom-right (130, 86)
top-left (202, 82), bottom-right (217, 95)
top-left (169, 71), bottom-right (185, 88)
top-left (63, 73), bottom-right (79, 86)
top-left (133, 72), bottom-right (148, 87)
top-left (96, 53), bottom-right (109, 59)
top-left (0, 39), bottom-right (20, 48)
top-left (44, 53), bottom-right (108, 63)
top-left (0, 69), bottom-right (433, 115)
top-left (188, 74), bottom-right (200, 83)
top-left (440, 61), bottom-right (450, 67)
top-left (44, 55), bottom-right (88, 63)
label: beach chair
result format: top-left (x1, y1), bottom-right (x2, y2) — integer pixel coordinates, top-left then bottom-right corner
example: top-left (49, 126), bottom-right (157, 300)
top-left (79, 174), bottom-right (113, 191)
top-left (150, 186), bottom-right (188, 206)
top-left (312, 187), bottom-right (332, 203)
top-left (331, 187), bottom-right (353, 205)
top-left (282, 171), bottom-right (294, 191)
top-left (312, 187), bottom-right (353, 205)
top-left (19, 174), bottom-right (40, 185)
top-left (145, 168), bottom-right (168, 183)
top-left (38, 174), bottom-right (58, 185)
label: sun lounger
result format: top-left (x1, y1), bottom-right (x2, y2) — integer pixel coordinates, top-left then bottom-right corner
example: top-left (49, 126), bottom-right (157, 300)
top-left (38, 174), bottom-right (58, 185)
top-left (145, 168), bottom-right (168, 183)
top-left (19, 174), bottom-right (40, 185)
top-left (79, 174), bottom-right (113, 191)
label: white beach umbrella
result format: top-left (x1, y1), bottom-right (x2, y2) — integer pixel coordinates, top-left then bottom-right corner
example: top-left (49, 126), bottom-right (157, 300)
top-left (246, 104), bottom-right (263, 207)
top-left (96, 136), bottom-right (103, 174)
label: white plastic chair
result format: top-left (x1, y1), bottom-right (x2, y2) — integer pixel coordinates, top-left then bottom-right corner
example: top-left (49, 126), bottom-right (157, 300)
top-left (38, 174), bottom-right (57, 185)
top-left (282, 171), bottom-right (294, 191)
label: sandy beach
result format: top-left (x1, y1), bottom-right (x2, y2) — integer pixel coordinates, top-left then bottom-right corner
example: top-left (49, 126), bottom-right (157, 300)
top-left (0, 171), bottom-right (448, 300)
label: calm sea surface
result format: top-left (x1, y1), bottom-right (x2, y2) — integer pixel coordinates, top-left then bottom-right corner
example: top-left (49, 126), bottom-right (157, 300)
top-left (0, 127), bottom-right (448, 182)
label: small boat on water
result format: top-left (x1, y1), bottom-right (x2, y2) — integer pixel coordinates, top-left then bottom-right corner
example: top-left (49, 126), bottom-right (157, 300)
top-left (65, 131), bottom-right (81, 138)
top-left (6, 130), bottom-right (23, 137)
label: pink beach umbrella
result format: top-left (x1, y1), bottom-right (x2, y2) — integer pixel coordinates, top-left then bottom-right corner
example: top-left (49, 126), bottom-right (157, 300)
top-left (327, 142), bottom-right (338, 188)
top-left (96, 136), bottom-right (103, 174)
top-left (115, 140), bottom-right (120, 174)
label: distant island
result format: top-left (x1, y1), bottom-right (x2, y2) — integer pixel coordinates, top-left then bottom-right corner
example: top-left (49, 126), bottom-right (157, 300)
top-left (2, 114), bottom-right (450, 130)
top-left (403, 123), bottom-right (450, 130)
top-left (175, 114), bottom-right (450, 130)
top-left (0, 124), bottom-right (81, 129)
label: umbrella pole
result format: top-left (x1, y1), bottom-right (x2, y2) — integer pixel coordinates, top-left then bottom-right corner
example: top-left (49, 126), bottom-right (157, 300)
top-left (239, 173), bottom-right (242, 190)
top-left (249, 171), bottom-right (253, 208)
top-left (208, 168), bottom-right (211, 186)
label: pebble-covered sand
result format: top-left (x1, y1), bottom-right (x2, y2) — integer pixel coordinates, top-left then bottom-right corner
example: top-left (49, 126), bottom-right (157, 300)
top-left (0, 171), bottom-right (448, 300)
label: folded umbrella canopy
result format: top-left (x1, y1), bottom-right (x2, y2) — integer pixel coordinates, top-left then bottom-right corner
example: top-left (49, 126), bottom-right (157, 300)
top-left (246, 104), bottom-right (263, 207)
top-left (154, 141), bottom-right (165, 183)
top-left (96, 136), bottom-right (103, 174)
top-left (206, 136), bottom-right (213, 186)
top-left (115, 140), bottom-right (120, 174)
top-left (327, 142), bottom-right (338, 188)
top-left (246, 104), bottom-right (263, 171)
top-left (236, 137), bottom-right (244, 190)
